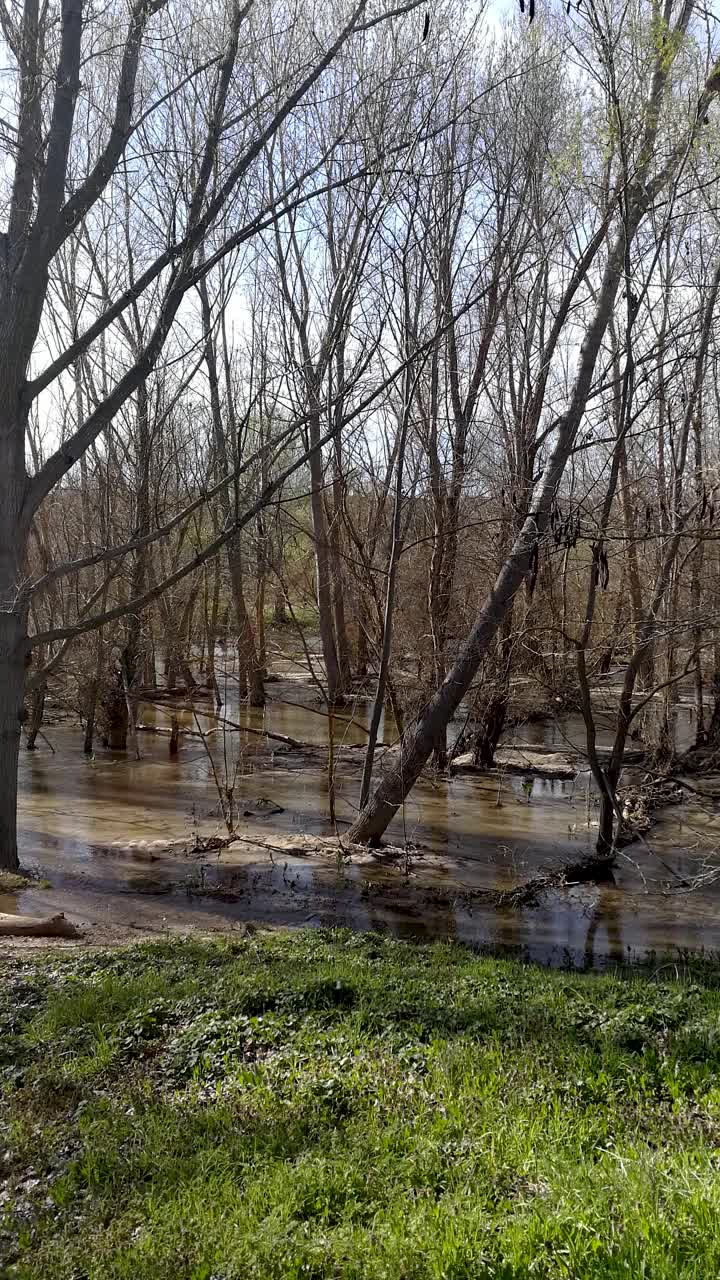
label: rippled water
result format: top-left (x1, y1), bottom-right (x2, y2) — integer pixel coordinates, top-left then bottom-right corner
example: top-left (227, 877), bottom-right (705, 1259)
top-left (13, 676), bottom-right (720, 966)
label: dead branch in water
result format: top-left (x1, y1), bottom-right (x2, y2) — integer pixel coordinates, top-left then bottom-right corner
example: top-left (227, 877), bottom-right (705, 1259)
top-left (138, 699), bottom-right (305, 749)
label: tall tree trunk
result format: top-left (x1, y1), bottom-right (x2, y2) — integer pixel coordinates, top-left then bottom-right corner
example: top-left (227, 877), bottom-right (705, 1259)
top-left (471, 615), bottom-right (513, 767)
top-left (618, 440), bottom-right (648, 681)
top-left (0, 527), bottom-right (27, 867)
top-left (692, 411), bottom-right (705, 744)
top-left (705, 646), bottom-right (720, 752)
top-left (123, 379), bottom-right (151, 697)
top-left (83, 623), bottom-right (105, 754)
top-left (199, 274), bottom-right (264, 707)
top-left (329, 445), bottom-right (351, 687)
top-left (25, 681), bottom-right (45, 750)
top-left (255, 424), bottom-right (270, 680)
top-left (308, 410), bottom-right (343, 703)
top-left (329, 515), bottom-right (351, 687)
top-left (0, 357), bottom-right (32, 865)
top-left (256, 513), bottom-right (267, 680)
top-left (359, 380), bottom-right (410, 810)
top-left (0, 625), bottom-right (24, 869)
top-left (355, 600), bottom-right (369, 679)
top-left (204, 559), bottom-right (222, 706)
top-left (273, 583), bottom-right (287, 625)
top-left (227, 535), bottom-right (265, 705)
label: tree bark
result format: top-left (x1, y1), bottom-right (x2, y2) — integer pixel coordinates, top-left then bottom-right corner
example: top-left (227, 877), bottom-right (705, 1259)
top-left (0, 610), bottom-right (25, 870)
top-left (199, 274), bottom-right (264, 707)
top-left (25, 680), bottom-right (46, 750)
top-left (359, 376), bottom-right (410, 810)
top-left (308, 409), bottom-right (343, 702)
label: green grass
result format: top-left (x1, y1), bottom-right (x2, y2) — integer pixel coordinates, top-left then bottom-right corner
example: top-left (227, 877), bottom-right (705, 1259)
top-left (2, 932), bottom-right (720, 1278)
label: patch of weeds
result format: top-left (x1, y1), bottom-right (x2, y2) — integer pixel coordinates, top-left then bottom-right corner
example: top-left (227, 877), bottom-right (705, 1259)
top-left (166, 1010), bottom-right (286, 1083)
top-left (2, 933), bottom-right (720, 1278)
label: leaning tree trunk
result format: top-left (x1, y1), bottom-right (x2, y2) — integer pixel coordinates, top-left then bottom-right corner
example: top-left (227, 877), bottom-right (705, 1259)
top-left (347, 214), bottom-right (634, 845)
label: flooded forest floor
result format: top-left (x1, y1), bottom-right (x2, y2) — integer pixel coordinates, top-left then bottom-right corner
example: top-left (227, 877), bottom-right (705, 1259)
top-left (10, 657), bottom-right (720, 968)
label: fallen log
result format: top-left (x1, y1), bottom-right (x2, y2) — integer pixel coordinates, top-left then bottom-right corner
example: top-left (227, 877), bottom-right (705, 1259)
top-left (0, 912), bottom-right (81, 939)
top-left (450, 749), bottom-right (578, 779)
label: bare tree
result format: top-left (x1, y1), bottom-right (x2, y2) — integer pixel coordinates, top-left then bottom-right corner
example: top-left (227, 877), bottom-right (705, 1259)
top-left (349, 0), bottom-right (718, 844)
top-left (0, 0), bottom-right (426, 868)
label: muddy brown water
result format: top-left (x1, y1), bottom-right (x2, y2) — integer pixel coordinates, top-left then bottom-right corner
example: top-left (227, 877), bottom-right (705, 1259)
top-left (12, 680), bottom-right (720, 967)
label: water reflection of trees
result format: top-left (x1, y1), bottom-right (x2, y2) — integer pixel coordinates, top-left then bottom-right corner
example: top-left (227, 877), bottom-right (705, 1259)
top-left (583, 891), bottom-right (625, 968)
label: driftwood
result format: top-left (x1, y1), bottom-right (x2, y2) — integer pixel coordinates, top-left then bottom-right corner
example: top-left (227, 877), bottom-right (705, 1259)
top-left (227, 831), bottom-right (413, 865)
top-left (0, 912), bottom-right (81, 939)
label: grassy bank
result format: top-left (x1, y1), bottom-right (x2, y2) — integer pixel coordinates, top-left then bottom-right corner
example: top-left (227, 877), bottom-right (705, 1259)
top-left (1, 932), bottom-right (720, 1278)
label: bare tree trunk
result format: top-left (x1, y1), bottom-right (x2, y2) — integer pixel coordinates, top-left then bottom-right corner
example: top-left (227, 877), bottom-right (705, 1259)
top-left (204, 559), bottom-right (222, 707)
top-left (273, 583), bottom-right (287, 625)
top-left (199, 273), bottom-right (264, 707)
top-left (330, 382), bottom-right (352, 687)
top-left (256, 514), bottom-right (267, 679)
top-left (0, 0), bottom-right (389, 869)
top-left (255, 418), bottom-right (270, 679)
top-left (329, 505), bottom-right (351, 686)
top-left (83, 684), bottom-right (98, 755)
top-left (471, 617), bottom-right (513, 767)
top-left (25, 681), bottom-right (46, 750)
top-left (359, 377), bottom-right (410, 810)
top-left (122, 379), bottom-right (151, 702)
top-left (706, 649), bottom-right (720, 752)
top-left (596, 563), bottom-right (626, 675)
top-left (121, 658), bottom-right (141, 761)
top-left (355, 601), bottom-right (369, 678)
top-left (308, 409), bottom-right (343, 702)
top-left (0, 532), bottom-right (27, 867)
top-left (692, 411), bottom-right (705, 744)
top-left (652, 573), bottom-right (679, 770)
top-left (83, 627), bottom-right (105, 754)
top-left (618, 442), bottom-right (647, 669)
top-left (227, 535), bottom-right (265, 704)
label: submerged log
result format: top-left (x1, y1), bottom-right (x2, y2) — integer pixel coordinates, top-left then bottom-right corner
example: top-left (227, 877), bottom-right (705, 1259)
top-left (0, 912), bottom-right (81, 939)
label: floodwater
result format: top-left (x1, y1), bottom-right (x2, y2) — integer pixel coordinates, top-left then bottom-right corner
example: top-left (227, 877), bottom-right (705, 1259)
top-left (12, 674), bottom-right (720, 967)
